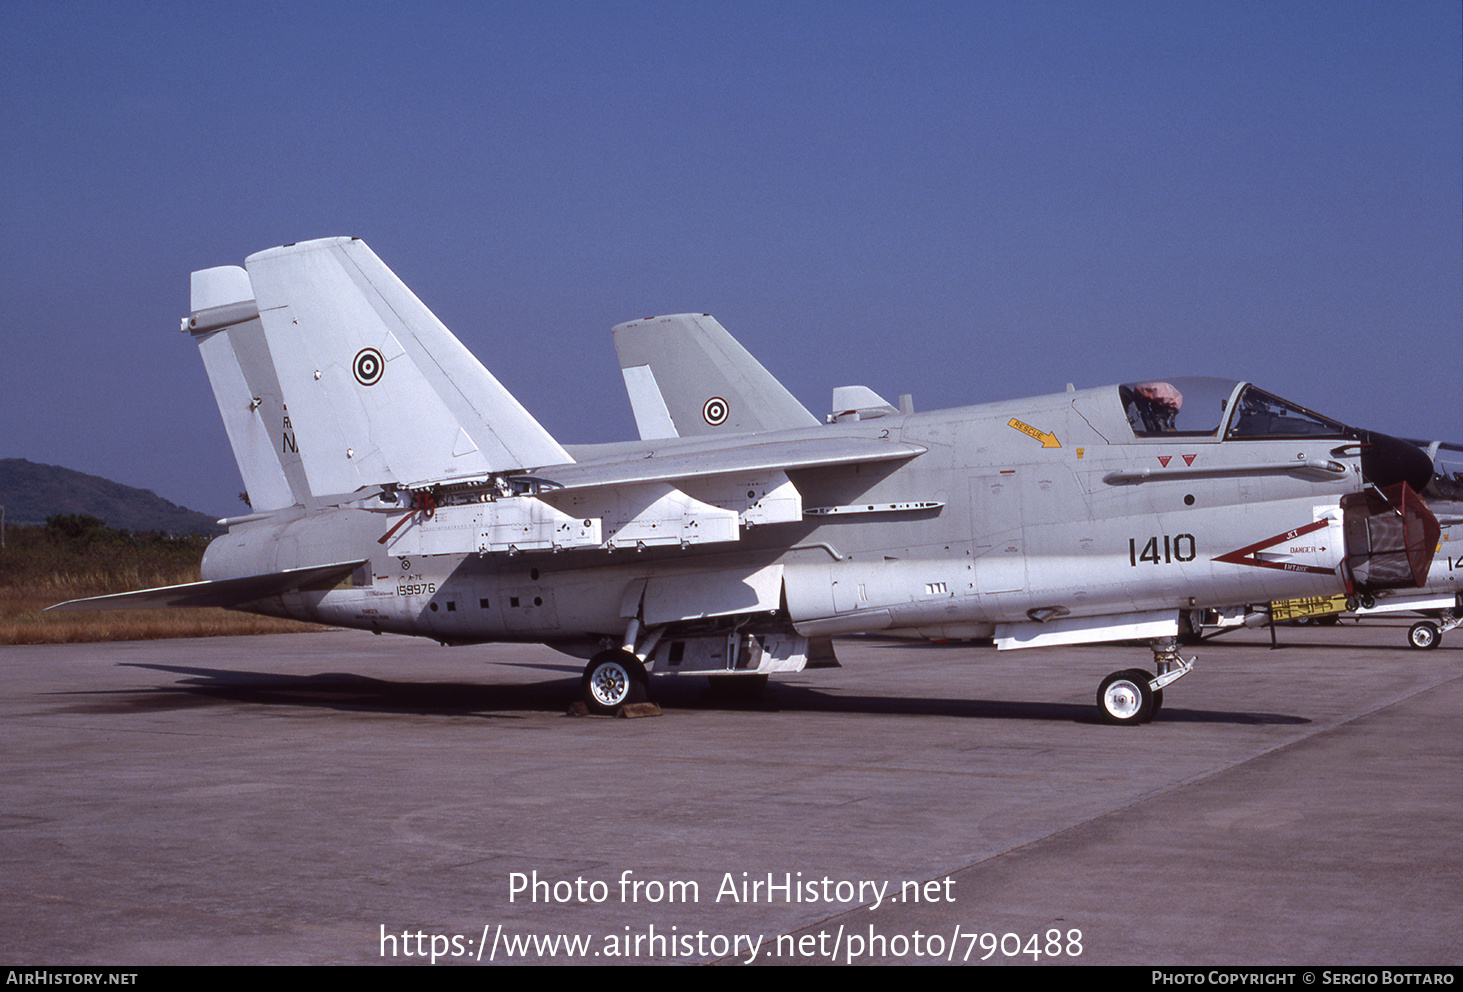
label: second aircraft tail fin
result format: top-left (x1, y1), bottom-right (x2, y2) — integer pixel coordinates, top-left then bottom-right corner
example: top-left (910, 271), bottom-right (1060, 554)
top-left (185, 265), bottom-right (305, 512)
top-left (613, 313), bottom-right (819, 439)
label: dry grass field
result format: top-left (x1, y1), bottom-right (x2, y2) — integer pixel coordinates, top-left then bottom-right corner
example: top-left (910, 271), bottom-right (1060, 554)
top-left (0, 517), bottom-right (316, 644)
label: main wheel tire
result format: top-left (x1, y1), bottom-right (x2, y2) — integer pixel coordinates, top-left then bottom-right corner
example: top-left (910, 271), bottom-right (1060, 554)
top-left (1408, 621), bottom-right (1441, 651)
top-left (1098, 669), bottom-right (1156, 725)
top-left (581, 650), bottom-right (649, 714)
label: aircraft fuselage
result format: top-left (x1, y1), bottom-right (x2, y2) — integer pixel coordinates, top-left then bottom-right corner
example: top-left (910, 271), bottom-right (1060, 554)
top-left (202, 381), bottom-right (1372, 653)
top-left (56, 238), bottom-right (1441, 722)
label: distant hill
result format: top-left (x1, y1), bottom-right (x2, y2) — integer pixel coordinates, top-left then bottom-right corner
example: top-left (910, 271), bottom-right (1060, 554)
top-left (0, 459), bottom-right (223, 535)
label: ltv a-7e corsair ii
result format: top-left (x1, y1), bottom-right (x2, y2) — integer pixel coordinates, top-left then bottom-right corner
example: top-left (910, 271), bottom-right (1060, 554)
top-left (53, 238), bottom-right (1440, 723)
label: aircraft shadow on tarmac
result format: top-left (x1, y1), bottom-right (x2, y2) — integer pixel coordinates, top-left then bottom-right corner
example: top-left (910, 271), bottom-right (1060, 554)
top-left (44, 662), bottom-right (1309, 727)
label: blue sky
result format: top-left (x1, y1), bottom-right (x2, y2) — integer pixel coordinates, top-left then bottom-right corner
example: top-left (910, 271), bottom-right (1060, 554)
top-left (2, 1), bottom-right (1458, 518)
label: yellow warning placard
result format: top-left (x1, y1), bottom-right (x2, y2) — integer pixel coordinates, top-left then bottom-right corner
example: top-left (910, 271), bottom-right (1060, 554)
top-left (1270, 594), bottom-right (1347, 622)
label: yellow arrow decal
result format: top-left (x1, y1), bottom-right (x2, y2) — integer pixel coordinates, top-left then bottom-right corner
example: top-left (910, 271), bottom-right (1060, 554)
top-left (1007, 418), bottom-right (1061, 448)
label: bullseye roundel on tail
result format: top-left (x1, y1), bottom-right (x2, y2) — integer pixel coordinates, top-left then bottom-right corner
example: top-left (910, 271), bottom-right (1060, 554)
top-left (353, 348), bottom-right (384, 386)
top-left (702, 396), bottom-right (729, 426)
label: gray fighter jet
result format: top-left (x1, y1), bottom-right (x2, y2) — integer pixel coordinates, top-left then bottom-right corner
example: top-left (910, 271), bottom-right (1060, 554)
top-left (52, 238), bottom-right (1441, 723)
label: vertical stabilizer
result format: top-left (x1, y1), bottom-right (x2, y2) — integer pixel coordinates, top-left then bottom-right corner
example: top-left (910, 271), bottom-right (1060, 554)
top-left (241, 238), bottom-right (572, 498)
top-left (185, 266), bottom-right (306, 512)
top-left (613, 313), bottom-right (818, 439)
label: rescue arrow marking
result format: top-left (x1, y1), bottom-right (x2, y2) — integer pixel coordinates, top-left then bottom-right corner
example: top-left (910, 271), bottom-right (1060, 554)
top-left (1007, 418), bottom-right (1061, 448)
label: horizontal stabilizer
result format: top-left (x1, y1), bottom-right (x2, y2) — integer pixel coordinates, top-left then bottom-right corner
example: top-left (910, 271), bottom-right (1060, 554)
top-left (47, 561), bottom-right (366, 612)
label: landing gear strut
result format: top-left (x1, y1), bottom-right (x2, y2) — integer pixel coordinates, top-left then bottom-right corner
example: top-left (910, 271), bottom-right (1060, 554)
top-left (1096, 636), bottom-right (1193, 725)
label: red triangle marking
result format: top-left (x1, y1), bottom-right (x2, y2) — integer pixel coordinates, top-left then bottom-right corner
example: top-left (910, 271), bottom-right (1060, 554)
top-left (1157, 455), bottom-right (1172, 467)
top-left (1213, 519), bottom-right (1335, 575)
top-left (1182, 453), bottom-right (1197, 466)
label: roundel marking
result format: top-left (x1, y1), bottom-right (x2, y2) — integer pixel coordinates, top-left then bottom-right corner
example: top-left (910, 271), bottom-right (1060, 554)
top-left (353, 348), bottom-right (385, 386)
top-left (702, 396), bottom-right (729, 426)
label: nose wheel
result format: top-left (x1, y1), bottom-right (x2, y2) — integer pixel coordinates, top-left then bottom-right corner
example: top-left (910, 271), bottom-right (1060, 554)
top-left (1408, 621), bottom-right (1441, 650)
top-left (1097, 637), bottom-right (1191, 725)
top-left (1098, 669), bottom-right (1158, 724)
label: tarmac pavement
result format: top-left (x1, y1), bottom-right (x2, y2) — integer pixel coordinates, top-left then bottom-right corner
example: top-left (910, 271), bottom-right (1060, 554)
top-left (1, 619), bottom-right (1457, 965)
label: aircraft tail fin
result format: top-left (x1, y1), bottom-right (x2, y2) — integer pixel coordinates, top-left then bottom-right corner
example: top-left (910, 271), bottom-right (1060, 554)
top-left (613, 313), bottom-right (819, 439)
top-left (184, 266), bottom-right (305, 512)
top-left (229, 238), bottom-right (571, 500)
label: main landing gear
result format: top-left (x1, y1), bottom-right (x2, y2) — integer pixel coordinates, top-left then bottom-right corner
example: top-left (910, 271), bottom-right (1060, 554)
top-left (581, 649), bottom-right (649, 714)
top-left (1096, 637), bottom-right (1194, 725)
top-left (580, 617), bottom-right (665, 714)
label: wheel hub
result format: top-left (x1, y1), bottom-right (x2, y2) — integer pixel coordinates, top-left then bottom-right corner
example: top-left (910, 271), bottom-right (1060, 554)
top-left (589, 664), bottom-right (629, 705)
top-left (1103, 679), bottom-right (1143, 720)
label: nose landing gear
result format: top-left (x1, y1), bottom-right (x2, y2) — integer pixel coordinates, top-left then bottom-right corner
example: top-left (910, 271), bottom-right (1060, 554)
top-left (1097, 637), bottom-right (1193, 725)
top-left (1407, 610), bottom-right (1459, 650)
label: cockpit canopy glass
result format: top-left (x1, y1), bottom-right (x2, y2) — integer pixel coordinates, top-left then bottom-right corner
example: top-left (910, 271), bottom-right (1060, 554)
top-left (1120, 378), bottom-right (1351, 441)
top-left (1225, 385), bottom-right (1348, 440)
top-left (1119, 377), bottom-right (1242, 437)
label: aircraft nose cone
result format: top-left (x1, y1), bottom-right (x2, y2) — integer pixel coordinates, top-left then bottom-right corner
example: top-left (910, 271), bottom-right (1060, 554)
top-left (1359, 431), bottom-right (1435, 492)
